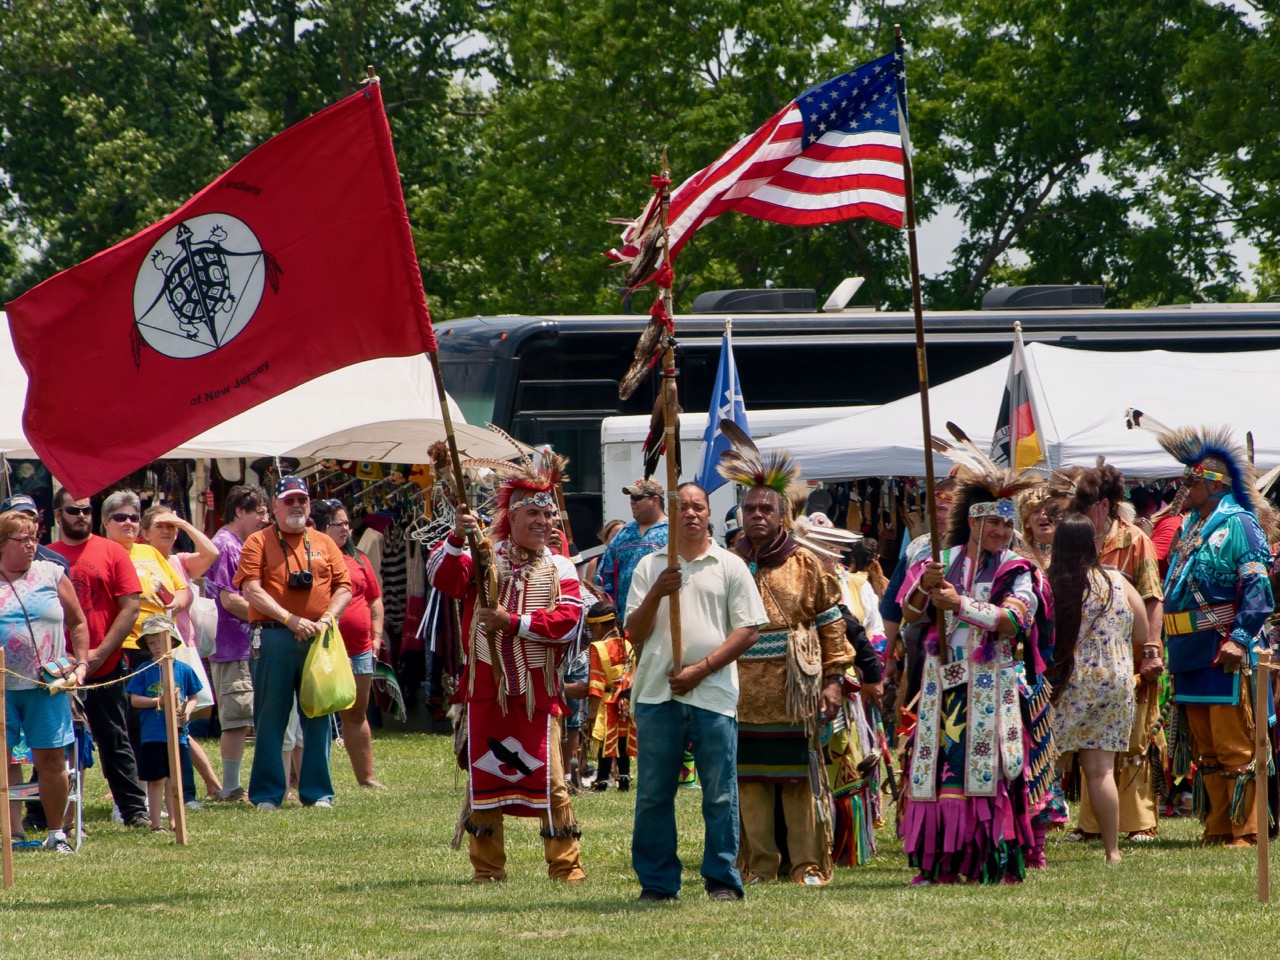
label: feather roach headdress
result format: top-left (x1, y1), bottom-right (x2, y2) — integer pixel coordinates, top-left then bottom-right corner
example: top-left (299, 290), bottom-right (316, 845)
top-left (930, 422), bottom-right (1042, 547)
top-left (715, 420), bottom-right (807, 511)
top-left (1124, 410), bottom-right (1261, 514)
top-left (791, 513), bottom-right (862, 560)
top-left (461, 446), bottom-right (570, 543)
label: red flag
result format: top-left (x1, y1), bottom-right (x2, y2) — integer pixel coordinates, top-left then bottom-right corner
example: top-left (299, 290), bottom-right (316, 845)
top-left (6, 83), bottom-right (436, 497)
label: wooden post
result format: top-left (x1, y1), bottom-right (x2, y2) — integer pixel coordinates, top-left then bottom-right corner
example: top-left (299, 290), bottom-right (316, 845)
top-left (162, 652), bottom-right (188, 845)
top-left (0, 650), bottom-right (13, 887)
top-left (1257, 650), bottom-right (1270, 904)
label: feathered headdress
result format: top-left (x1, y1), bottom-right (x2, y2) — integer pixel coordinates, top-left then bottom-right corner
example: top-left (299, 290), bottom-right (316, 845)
top-left (930, 422), bottom-right (1042, 547)
top-left (791, 513), bottom-right (862, 560)
top-left (1124, 410), bottom-right (1261, 514)
top-left (715, 420), bottom-right (807, 510)
top-left (462, 443), bottom-right (570, 543)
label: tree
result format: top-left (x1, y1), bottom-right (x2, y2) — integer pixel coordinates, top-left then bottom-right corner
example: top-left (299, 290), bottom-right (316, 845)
top-left (910, 0), bottom-right (1244, 308)
top-left (0, 0), bottom-right (479, 301)
top-left (411, 0), bottom-right (913, 319)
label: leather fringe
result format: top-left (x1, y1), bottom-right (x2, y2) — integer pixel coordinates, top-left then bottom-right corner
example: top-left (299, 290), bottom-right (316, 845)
top-left (1170, 705), bottom-right (1193, 780)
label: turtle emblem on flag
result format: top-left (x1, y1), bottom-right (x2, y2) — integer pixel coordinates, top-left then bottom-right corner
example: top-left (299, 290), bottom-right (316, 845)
top-left (473, 737), bottom-right (545, 783)
top-left (131, 212), bottom-right (282, 366)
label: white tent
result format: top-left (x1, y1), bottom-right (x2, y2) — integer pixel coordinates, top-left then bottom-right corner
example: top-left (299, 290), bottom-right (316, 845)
top-left (760, 342), bottom-right (1280, 479)
top-left (0, 312), bottom-right (519, 463)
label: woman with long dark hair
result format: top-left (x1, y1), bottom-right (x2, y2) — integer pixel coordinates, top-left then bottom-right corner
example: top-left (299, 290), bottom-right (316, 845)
top-left (1048, 514), bottom-right (1147, 863)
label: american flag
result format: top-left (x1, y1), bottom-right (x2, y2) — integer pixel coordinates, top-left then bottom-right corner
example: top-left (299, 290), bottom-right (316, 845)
top-left (609, 46), bottom-right (908, 266)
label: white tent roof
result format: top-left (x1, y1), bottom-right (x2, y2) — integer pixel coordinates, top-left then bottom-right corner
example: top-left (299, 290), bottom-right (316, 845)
top-left (0, 313), bottom-right (519, 464)
top-left (760, 342), bottom-right (1280, 479)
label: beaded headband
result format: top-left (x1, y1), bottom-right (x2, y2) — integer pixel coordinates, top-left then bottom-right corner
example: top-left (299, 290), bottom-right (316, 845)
top-left (969, 499), bottom-right (1015, 520)
top-left (509, 490), bottom-right (556, 512)
top-left (1183, 463), bottom-right (1227, 484)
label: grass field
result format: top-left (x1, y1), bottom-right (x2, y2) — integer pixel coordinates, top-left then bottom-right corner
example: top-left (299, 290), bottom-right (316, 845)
top-left (3, 731), bottom-right (1278, 960)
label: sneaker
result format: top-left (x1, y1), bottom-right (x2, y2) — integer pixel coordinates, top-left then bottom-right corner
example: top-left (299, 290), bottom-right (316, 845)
top-left (111, 805), bottom-right (124, 824)
top-left (185, 800), bottom-right (204, 811)
top-left (707, 887), bottom-right (740, 901)
top-left (311, 799), bottom-right (333, 808)
top-left (211, 786), bottom-right (248, 804)
top-left (125, 813), bottom-right (152, 829)
top-left (256, 802), bottom-right (278, 811)
top-left (43, 832), bottom-right (74, 854)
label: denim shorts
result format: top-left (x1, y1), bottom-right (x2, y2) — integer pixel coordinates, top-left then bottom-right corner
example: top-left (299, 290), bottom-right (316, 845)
top-left (5, 687), bottom-right (74, 751)
top-left (350, 650), bottom-right (375, 675)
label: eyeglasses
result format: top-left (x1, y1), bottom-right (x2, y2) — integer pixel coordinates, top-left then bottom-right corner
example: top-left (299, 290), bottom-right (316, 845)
top-left (109, 513), bottom-right (141, 524)
top-left (7, 536), bottom-right (37, 547)
top-left (60, 505), bottom-right (92, 517)
top-left (328, 520), bottom-right (351, 528)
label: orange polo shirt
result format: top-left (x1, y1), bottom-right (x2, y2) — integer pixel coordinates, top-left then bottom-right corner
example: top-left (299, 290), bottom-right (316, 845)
top-left (234, 526), bottom-right (352, 623)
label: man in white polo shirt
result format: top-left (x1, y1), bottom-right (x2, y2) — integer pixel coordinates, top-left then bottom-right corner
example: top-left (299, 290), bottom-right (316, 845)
top-left (626, 481), bottom-right (767, 902)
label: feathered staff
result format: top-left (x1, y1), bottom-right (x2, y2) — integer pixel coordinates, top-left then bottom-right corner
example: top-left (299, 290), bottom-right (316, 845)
top-left (612, 152), bottom-right (685, 668)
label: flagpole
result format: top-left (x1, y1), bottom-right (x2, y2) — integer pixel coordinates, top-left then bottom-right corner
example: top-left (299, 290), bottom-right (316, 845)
top-left (659, 148), bottom-right (684, 671)
top-left (895, 24), bottom-right (944, 663)
top-left (427, 350), bottom-right (493, 607)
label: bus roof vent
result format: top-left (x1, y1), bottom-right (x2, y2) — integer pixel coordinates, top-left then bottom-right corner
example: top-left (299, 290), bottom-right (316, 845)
top-left (981, 285), bottom-right (1104, 310)
top-left (691, 288), bottom-right (817, 314)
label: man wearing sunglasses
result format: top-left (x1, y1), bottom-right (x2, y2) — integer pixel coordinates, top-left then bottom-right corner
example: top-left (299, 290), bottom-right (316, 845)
top-left (235, 476), bottom-right (352, 810)
top-left (47, 488), bottom-right (151, 829)
top-left (596, 479), bottom-right (668, 624)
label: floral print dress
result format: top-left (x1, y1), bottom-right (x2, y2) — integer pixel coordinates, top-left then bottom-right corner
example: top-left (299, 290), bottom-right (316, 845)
top-left (1054, 569), bottom-right (1135, 753)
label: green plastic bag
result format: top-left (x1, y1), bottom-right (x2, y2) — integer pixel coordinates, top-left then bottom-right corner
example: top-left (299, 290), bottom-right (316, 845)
top-left (300, 623), bottom-right (357, 718)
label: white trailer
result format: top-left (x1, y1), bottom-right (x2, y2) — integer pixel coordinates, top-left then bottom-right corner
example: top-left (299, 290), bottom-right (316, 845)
top-left (599, 407), bottom-right (869, 539)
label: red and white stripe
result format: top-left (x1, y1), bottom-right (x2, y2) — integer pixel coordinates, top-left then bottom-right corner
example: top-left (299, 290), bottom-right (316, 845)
top-left (609, 102), bottom-right (905, 264)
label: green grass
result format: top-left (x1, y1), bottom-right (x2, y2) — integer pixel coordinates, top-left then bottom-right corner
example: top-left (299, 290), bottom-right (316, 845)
top-left (3, 732), bottom-right (1279, 959)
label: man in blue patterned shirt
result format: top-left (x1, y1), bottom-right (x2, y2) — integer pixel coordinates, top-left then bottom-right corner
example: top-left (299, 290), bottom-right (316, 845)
top-left (596, 479), bottom-right (668, 623)
top-left (1154, 425), bottom-right (1274, 848)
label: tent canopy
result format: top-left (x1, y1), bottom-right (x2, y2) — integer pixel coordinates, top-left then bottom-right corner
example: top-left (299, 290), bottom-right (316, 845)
top-left (0, 313), bottom-right (521, 465)
top-left (760, 342), bottom-right (1280, 479)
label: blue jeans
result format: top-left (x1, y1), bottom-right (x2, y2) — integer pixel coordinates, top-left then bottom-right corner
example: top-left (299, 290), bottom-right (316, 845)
top-left (248, 627), bottom-right (334, 806)
top-left (632, 700), bottom-right (741, 897)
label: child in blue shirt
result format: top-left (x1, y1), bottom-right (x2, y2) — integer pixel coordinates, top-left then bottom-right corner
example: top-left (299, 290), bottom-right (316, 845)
top-left (126, 615), bottom-right (202, 831)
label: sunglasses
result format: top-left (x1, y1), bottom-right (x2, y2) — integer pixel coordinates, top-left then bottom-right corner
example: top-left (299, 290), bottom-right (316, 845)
top-left (630, 494), bottom-right (656, 502)
top-left (109, 513), bottom-right (141, 524)
top-left (60, 505), bottom-right (92, 517)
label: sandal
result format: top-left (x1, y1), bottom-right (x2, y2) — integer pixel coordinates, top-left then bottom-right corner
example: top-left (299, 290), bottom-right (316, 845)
top-left (1062, 829), bottom-right (1100, 842)
top-left (1126, 829), bottom-right (1157, 842)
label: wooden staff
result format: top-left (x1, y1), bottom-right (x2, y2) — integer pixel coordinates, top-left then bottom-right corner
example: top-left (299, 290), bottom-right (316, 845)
top-left (1257, 650), bottom-right (1270, 904)
top-left (0, 651), bottom-right (13, 887)
top-left (162, 651), bottom-right (188, 845)
top-left (658, 149), bottom-right (683, 669)
top-left (552, 482), bottom-right (575, 553)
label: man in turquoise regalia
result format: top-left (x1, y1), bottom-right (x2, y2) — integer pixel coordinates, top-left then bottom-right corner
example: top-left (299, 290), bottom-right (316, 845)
top-left (1137, 417), bottom-right (1274, 847)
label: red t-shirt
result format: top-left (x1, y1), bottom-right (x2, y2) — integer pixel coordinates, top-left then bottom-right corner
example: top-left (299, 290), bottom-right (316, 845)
top-left (48, 535), bottom-right (143, 679)
top-left (337, 552), bottom-right (382, 657)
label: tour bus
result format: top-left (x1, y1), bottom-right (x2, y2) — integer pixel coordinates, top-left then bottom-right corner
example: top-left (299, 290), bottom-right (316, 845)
top-left (435, 285), bottom-right (1280, 544)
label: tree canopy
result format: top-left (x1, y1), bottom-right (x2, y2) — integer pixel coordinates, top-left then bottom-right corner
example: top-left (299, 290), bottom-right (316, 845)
top-left (2, 0), bottom-right (1277, 315)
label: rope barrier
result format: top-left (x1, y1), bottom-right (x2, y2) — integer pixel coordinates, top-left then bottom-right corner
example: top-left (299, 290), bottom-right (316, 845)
top-left (0, 647), bottom-right (181, 693)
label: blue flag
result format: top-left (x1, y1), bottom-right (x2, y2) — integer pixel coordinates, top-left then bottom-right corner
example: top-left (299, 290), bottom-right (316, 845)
top-left (696, 328), bottom-right (749, 494)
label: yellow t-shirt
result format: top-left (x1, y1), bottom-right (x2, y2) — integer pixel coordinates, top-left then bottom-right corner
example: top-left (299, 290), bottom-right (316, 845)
top-left (123, 542), bottom-right (187, 649)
